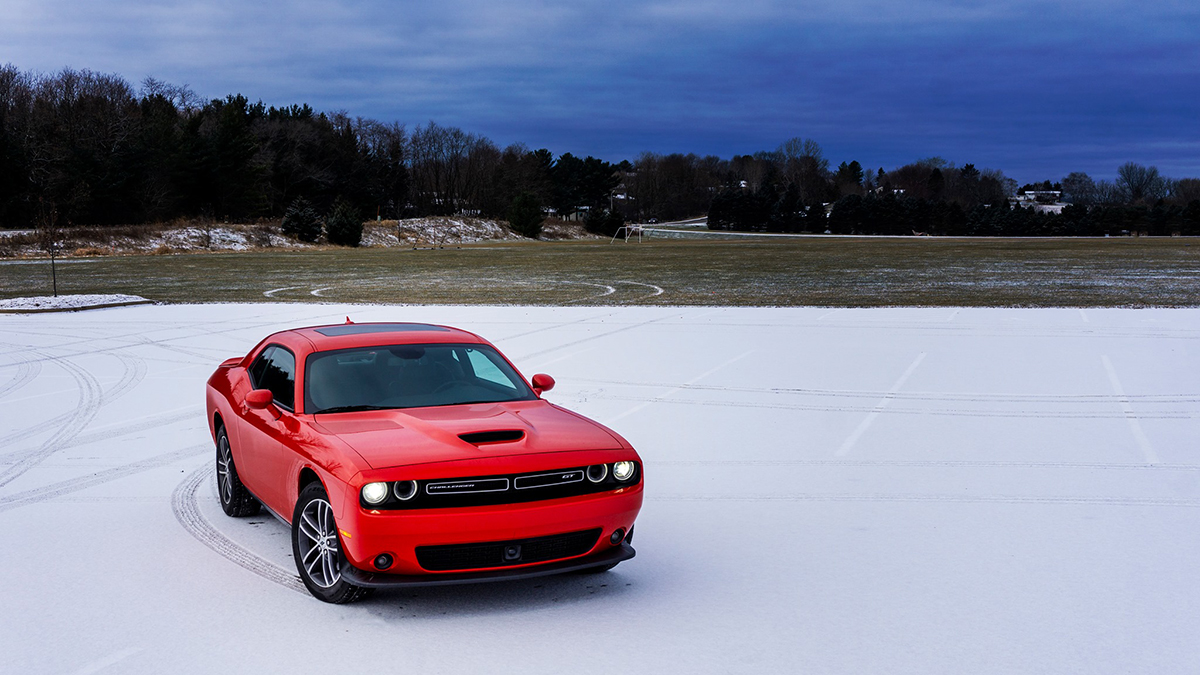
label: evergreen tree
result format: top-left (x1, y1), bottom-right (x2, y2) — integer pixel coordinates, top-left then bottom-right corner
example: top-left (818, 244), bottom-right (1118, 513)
top-left (1182, 200), bottom-right (1200, 236)
top-left (584, 208), bottom-right (625, 237)
top-left (281, 196), bottom-right (322, 242)
top-left (507, 192), bottom-right (545, 239)
top-left (325, 197), bottom-right (363, 246)
top-left (829, 195), bottom-right (866, 234)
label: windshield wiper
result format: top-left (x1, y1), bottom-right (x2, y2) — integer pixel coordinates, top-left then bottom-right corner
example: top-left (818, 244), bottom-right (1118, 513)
top-left (314, 405), bottom-right (394, 414)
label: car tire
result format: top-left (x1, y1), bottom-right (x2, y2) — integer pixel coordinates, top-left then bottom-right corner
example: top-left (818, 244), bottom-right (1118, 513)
top-left (215, 425), bottom-right (260, 517)
top-left (291, 482), bottom-right (371, 604)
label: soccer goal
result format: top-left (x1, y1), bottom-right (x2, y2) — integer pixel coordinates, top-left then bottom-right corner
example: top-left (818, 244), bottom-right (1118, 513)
top-left (610, 224), bottom-right (648, 243)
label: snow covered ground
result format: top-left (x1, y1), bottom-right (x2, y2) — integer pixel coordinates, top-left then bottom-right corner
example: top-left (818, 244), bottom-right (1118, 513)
top-left (1, 304), bottom-right (1198, 674)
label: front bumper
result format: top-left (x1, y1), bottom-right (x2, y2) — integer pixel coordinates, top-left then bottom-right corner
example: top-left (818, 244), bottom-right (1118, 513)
top-left (338, 484), bottom-right (643, 575)
top-left (342, 542), bottom-right (635, 588)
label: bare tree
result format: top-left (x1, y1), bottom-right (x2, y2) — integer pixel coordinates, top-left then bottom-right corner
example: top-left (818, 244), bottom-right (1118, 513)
top-left (777, 137), bottom-right (829, 203)
top-left (1172, 177), bottom-right (1200, 205)
top-left (35, 198), bottom-right (61, 296)
top-left (1116, 162), bottom-right (1168, 204)
top-left (1061, 172), bottom-right (1097, 205)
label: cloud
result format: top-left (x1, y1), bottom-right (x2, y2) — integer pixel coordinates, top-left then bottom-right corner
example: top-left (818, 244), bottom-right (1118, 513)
top-left (0, 0), bottom-right (1197, 179)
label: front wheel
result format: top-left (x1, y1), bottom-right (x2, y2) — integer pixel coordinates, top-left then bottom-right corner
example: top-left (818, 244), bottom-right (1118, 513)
top-left (216, 426), bottom-right (260, 517)
top-left (291, 483), bottom-right (371, 604)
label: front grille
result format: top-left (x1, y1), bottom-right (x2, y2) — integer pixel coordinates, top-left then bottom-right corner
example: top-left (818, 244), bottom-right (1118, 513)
top-left (360, 462), bottom-right (640, 510)
top-left (514, 470), bottom-right (584, 490)
top-left (426, 477), bottom-right (509, 495)
top-left (416, 528), bottom-right (602, 571)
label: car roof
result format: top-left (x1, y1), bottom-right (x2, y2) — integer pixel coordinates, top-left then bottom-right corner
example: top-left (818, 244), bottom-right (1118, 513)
top-left (282, 322), bottom-right (488, 351)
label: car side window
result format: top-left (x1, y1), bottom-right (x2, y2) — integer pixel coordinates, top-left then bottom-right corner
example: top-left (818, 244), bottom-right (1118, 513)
top-left (248, 346), bottom-right (272, 386)
top-left (249, 345), bottom-right (296, 411)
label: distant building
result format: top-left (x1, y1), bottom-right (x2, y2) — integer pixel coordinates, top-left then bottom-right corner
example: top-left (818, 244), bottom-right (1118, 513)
top-left (1010, 190), bottom-right (1066, 214)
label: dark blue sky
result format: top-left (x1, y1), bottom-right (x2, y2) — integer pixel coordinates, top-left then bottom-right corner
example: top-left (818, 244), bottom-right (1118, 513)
top-left (3, 0), bottom-right (1198, 182)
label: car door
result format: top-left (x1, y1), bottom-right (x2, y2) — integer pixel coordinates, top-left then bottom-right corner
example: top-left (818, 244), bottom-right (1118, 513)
top-left (237, 344), bottom-right (300, 515)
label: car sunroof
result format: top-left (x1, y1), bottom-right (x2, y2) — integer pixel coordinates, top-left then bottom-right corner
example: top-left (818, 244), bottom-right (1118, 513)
top-left (313, 323), bottom-right (450, 337)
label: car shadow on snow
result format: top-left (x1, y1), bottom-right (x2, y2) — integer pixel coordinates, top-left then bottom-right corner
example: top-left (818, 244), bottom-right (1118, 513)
top-left (353, 571), bottom-right (638, 618)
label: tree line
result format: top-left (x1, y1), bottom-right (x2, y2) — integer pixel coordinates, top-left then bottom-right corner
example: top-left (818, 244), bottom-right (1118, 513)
top-left (709, 153), bottom-right (1200, 236)
top-left (0, 66), bottom-right (622, 239)
top-left (2, 65), bottom-right (1198, 240)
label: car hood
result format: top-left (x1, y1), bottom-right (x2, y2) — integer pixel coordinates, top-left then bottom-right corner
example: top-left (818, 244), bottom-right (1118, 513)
top-left (306, 399), bottom-right (624, 470)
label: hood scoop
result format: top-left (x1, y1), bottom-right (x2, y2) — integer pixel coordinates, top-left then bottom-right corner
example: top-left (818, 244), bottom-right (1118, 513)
top-left (459, 430), bottom-right (525, 445)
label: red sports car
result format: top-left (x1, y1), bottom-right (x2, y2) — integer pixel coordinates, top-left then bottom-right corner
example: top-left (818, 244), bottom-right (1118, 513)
top-left (205, 321), bottom-right (643, 603)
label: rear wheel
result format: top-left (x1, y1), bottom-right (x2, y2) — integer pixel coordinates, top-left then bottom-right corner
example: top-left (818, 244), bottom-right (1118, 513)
top-left (291, 483), bottom-right (371, 604)
top-left (215, 426), bottom-right (260, 517)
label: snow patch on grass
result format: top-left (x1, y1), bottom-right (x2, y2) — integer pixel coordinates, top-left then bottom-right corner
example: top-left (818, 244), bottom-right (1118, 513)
top-left (364, 217), bottom-right (524, 246)
top-left (0, 293), bottom-right (149, 311)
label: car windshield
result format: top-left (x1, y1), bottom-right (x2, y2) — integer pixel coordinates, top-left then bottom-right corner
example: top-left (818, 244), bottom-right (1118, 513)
top-left (304, 343), bottom-right (537, 413)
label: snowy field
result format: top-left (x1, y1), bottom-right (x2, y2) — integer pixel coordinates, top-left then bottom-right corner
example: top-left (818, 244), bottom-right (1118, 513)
top-left (1, 303), bottom-right (1198, 674)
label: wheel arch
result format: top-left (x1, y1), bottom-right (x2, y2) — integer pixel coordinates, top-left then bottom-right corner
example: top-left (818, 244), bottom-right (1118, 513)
top-left (298, 466), bottom-right (323, 494)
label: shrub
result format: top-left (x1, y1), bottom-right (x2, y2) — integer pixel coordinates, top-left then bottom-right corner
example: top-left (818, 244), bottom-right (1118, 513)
top-left (584, 208), bottom-right (624, 237)
top-left (325, 198), bottom-right (363, 247)
top-left (281, 197), bottom-right (322, 243)
top-left (507, 192), bottom-right (545, 239)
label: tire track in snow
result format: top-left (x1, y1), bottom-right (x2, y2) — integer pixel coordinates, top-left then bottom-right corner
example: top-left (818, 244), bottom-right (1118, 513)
top-left (0, 350), bottom-right (147, 459)
top-left (171, 463), bottom-right (306, 594)
top-left (603, 350), bottom-right (754, 425)
top-left (0, 352), bottom-right (42, 400)
top-left (106, 351), bottom-right (148, 403)
top-left (495, 309), bottom-right (621, 343)
top-left (570, 377), bottom-right (1200, 404)
top-left (0, 352), bottom-right (103, 488)
top-left (514, 312), bottom-right (679, 360)
top-left (571, 392), bottom-right (1197, 420)
top-left (0, 405), bottom-right (201, 461)
top-left (0, 443), bottom-right (208, 513)
top-left (656, 459), bottom-right (1199, 471)
top-left (0, 304), bottom-right (341, 363)
top-left (649, 493), bottom-right (1200, 508)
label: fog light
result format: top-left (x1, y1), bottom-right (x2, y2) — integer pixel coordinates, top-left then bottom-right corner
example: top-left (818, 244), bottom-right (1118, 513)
top-left (610, 528), bottom-right (626, 545)
top-left (613, 461), bottom-right (636, 481)
top-left (394, 480), bottom-right (418, 501)
top-left (373, 554), bottom-right (393, 570)
top-left (362, 482), bottom-right (388, 504)
top-left (586, 464), bottom-right (608, 483)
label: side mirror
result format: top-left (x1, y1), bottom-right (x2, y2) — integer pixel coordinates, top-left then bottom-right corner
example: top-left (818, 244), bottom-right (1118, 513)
top-left (246, 389), bottom-right (274, 410)
top-left (531, 373), bottom-right (555, 396)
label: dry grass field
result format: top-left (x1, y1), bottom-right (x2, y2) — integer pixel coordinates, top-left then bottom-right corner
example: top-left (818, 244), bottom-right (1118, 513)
top-left (2, 236), bottom-right (1199, 307)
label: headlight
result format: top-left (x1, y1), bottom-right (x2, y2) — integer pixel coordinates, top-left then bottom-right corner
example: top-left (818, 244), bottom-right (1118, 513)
top-left (361, 482), bottom-right (389, 504)
top-left (394, 480), bottom-right (418, 501)
top-left (613, 461), bottom-right (636, 481)
top-left (586, 464), bottom-right (608, 483)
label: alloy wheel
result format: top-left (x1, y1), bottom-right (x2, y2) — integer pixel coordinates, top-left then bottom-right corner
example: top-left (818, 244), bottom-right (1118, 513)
top-left (216, 436), bottom-right (234, 505)
top-left (296, 498), bottom-right (341, 588)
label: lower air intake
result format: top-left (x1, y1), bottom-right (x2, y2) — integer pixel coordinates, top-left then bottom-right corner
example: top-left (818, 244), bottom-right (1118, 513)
top-left (416, 528), bottom-right (602, 572)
